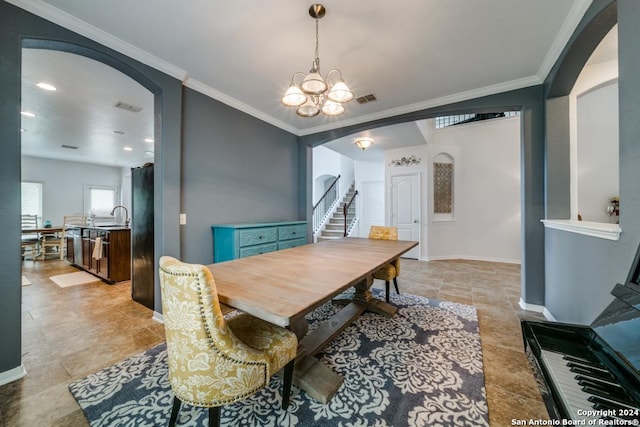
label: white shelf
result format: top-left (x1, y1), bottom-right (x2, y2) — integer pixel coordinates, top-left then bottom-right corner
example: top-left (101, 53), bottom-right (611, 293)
top-left (541, 219), bottom-right (621, 241)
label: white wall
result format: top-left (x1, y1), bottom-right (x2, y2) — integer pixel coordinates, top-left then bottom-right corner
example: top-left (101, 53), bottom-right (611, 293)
top-left (576, 81), bottom-right (618, 223)
top-left (317, 116), bottom-right (521, 263)
top-left (426, 116), bottom-right (521, 263)
top-left (354, 160), bottom-right (385, 237)
top-left (21, 156), bottom-right (124, 225)
top-left (570, 59), bottom-right (619, 223)
top-left (312, 146), bottom-right (354, 203)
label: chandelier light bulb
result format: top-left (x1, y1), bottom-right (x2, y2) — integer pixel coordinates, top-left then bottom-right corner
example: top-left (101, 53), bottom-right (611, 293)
top-left (282, 84), bottom-right (306, 106)
top-left (327, 80), bottom-right (353, 103)
top-left (300, 70), bottom-right (327, 95)
top-left (321, 100), bottom-right (344, 116)
top-left (297, 98), bottom-right (320, 117)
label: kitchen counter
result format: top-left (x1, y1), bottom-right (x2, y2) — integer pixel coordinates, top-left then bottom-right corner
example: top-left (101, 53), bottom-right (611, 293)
top-left (65, 225), bottom-right (131, 283)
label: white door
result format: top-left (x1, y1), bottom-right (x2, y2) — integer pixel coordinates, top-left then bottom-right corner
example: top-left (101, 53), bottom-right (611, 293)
top-left (391, 173), bottom-right (420, 259)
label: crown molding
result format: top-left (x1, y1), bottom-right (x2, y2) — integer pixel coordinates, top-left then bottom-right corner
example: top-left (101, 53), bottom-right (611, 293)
top-left (536, 0), bottom-right (594, 81)
top-left (7, 0), bottom-right (187, 81)
top-left (298, 75), bottom-right (541, 136)
top-left (183, 78), bottom-right (299, 136)
top-left (8, 0), bottom-right (582, 139)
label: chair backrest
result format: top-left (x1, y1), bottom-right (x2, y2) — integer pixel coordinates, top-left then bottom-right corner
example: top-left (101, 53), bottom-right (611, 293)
top-left (63, 214), bottom-right (86, 228)
top-left (21, 214), bottom-right (38, 230)
top-left (368, 225), bottom-right (398, 241)
top-left (158, 256), bottom-right (269, 406)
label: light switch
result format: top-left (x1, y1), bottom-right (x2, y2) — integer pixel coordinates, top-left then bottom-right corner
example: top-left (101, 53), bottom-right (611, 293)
top-left (179, 213), bottom-right (187, 225)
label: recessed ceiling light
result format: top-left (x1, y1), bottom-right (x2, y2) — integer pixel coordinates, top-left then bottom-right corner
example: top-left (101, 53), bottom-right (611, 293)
top-left (20, 128), bottom-right (25, 132)
top-left (21, 111), bottom-right (36, 117)
top-left (123, 146), bottom-right (133, 151)
top-left (36, 82), bottom-right (57, 91)
top-left (144, 138), bottom-right (154, 143)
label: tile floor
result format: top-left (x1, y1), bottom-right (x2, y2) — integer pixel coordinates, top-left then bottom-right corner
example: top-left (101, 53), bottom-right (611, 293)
top-left (2, 258), bottom-right (548, 426)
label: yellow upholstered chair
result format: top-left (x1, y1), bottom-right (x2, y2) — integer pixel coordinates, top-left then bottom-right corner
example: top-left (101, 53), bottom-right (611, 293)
top-left (159, 256), bottom-right (298, 427)
top-left (369, 226), bottom-right (401, 303)
top-left (21, 214), bottom-right (40, 260)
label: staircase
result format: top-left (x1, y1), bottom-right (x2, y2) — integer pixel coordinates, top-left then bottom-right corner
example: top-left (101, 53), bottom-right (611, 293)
top-left (317, 185), bottom-right (358, 242)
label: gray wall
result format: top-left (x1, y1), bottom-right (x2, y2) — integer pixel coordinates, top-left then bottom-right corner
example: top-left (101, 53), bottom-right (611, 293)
top-left (180, 88), bottom-right (301, 265)
top-left (0, 2), bottom-right (183, 380)
top-left (543, 0), bottom-right (640, 323)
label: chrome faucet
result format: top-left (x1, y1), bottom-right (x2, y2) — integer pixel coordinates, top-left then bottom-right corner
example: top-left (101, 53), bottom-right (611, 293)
top-left (110, 205), bottom-right (130, 227)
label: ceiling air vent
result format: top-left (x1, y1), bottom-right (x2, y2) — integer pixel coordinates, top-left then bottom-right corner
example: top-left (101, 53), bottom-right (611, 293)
top-left (114, 101), bottom-right (143, 113)
top-left (356, 94), bottom-right (377, 104)
top-left (61, 144), bottom-right (79, 150)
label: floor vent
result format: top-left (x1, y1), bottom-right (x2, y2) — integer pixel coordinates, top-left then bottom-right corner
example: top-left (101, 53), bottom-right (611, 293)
top-left (356, 94), bottom-right (377, 104)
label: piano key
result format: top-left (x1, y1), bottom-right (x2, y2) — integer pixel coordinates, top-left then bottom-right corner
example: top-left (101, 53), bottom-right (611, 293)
top-left (541, 350), bottom-right (601, 421)
top-left (588, 394), bottom-right (639, 411)
top-left (563, 354), bottom-right (603, 368)
top-left (570, 365), bottom-right (617, 382)
top-left (566, 360), bottom-right (611, 375)
top-left (577, 376), bottom-right (628, 397)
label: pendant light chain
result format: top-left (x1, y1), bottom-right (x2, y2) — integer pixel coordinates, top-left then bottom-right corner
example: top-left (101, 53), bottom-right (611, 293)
top-left (314, 17), bottom-right (320, 72)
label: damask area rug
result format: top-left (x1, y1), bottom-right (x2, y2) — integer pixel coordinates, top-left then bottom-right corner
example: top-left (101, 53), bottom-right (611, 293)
top-left (69, 291), bottom-right (489, 426)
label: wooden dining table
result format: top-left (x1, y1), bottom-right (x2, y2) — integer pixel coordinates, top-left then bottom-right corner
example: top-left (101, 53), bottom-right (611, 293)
top-left (207, 237), bottom-right (418, 403)
top-left (21, 226), bottom-right (63, 234)
top-left (21, 226), bottom-right (64, 260)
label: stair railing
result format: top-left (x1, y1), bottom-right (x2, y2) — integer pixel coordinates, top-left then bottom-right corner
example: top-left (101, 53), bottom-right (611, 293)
top-left (343, 190), bottom-right (359, 236)
top-left (312, 174), bottom-right (340, 234)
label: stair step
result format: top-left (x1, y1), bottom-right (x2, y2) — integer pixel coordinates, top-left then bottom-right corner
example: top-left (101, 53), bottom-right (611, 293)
top-left (316, 236), bottom-right (342, 242)
top-left (322, 230), bottom-right (344, 237)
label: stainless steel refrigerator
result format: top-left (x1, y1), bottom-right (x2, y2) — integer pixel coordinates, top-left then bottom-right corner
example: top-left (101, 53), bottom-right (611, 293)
top-left (131, 163), bottom-right (154, 309)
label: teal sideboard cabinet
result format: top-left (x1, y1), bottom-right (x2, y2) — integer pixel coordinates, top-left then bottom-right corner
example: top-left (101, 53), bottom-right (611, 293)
top-left (211, 221), bottom-right (308, 263)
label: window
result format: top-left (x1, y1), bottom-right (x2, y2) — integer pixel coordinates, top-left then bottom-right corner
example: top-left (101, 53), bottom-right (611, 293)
top-left (433, 153), bottom-right (455, 220)
top-left (435, 112), bottom-right (520, 129)
top-left (433, 163), bottom-right (453, 214)
top-left (85, 185), bottom-right (118, 217)
top-left (21, 181), bottom-right (43, 218)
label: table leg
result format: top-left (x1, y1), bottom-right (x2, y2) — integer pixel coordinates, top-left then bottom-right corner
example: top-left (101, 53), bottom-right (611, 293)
top-left (335, 274), bottom-right (398, 317)
top-left (288, 299), bottom-right (368, 403)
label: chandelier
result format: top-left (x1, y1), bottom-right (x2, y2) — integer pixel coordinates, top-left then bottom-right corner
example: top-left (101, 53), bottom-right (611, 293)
top-left (281, 4), bottom-right (353, 117)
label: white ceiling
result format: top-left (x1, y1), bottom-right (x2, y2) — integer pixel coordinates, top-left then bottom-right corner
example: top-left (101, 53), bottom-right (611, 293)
top-left (13, 0), bottom-right (593, 167)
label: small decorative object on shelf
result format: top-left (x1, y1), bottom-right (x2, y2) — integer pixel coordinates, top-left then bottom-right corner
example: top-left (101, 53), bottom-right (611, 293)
top-left (389, 155), bottom-right (421, 167)
top-left (606, 196), bottom-right (620, 223)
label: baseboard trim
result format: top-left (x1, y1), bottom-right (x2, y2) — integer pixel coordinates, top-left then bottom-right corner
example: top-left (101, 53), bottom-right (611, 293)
top-left (426, 255), bottom-right (521, 264)
top-left (0, 364), bottom-right (27, 387)
top-left (542, 308), bottom-right (557, 322)
top-left (519, 298), bottom-right (544, 312)
top-left (152, 311), bottom-right (164, 324)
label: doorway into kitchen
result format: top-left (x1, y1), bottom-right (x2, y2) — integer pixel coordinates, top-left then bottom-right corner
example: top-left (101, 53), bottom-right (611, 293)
top-left (20, 46), bottom-right (156, 301)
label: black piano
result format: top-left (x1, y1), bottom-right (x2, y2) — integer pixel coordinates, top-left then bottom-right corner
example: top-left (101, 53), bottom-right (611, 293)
top-left (522, 244), bottom-right (640, 423)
